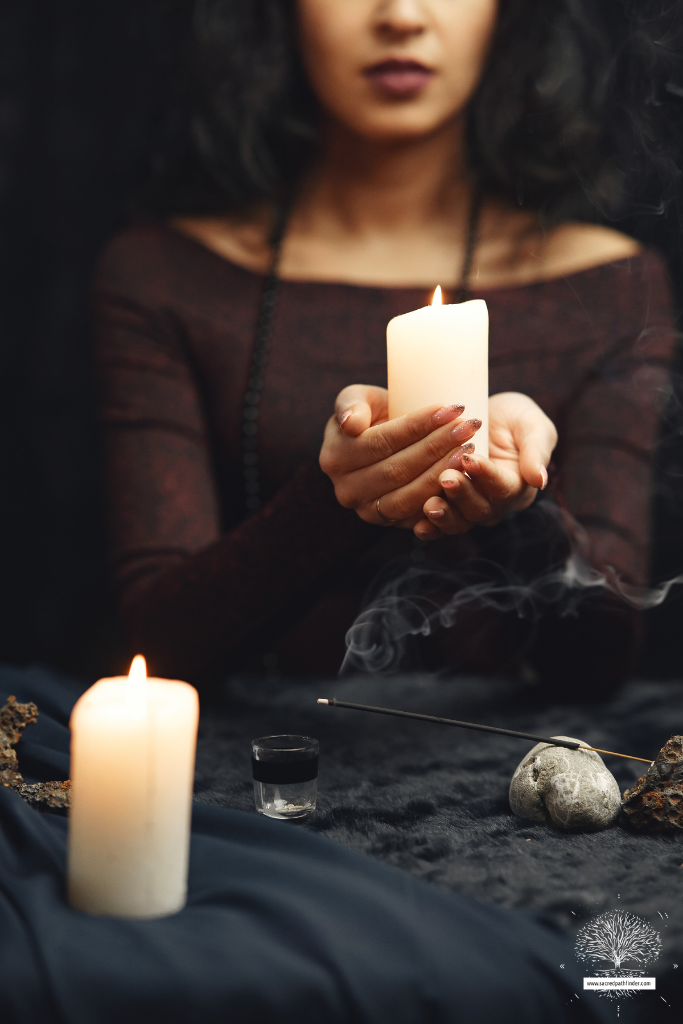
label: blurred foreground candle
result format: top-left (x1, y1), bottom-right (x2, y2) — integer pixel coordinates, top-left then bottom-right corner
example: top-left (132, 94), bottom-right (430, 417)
top-left (387, 287), bottom-right (489, 457)
top-left (67, 656), bottom-right (199, 918)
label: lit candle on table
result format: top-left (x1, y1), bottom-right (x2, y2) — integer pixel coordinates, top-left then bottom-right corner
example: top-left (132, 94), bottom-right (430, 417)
top-left (387, 287), bottom-right (489, 457)
top-left (68, 655), bottom-right (199, 918)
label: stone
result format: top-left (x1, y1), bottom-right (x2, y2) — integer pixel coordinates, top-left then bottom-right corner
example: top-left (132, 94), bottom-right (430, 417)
top-left (509, 735), bottom-right (621, 832)
top-left (621, 735), bottom-right (683, 832)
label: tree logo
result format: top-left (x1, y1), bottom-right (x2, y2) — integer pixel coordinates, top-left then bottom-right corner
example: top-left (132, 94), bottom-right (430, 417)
top-left (575, 910), bottom-right (662, 999)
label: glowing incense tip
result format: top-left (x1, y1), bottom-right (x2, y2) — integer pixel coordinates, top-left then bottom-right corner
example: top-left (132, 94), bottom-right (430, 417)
top-left (317, 698), bottom-right (329, 705)
top-left (431, 285), bottom-right (442, 306)
top-left (127, 654), bottom-right (147, 716)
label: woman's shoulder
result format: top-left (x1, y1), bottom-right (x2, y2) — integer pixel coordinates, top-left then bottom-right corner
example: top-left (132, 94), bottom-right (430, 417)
top-left (540, 224), bottom-right (674, 311)
top-left (168, 215), bottom-right (273, 274)
top-left (473, 202), bottom-right (668, 293)
top-left (478, 220), bottom-right (676, 360)
top-left (486, 226), bottom-right (676, 366)
top-left (96, 221), bottom-right (187, 277)
top-left (487, 218), bottom-right (673, 301)
top-left (541, 222), bottom-right (642, 278)
top-left (94, 220), bottom-right (257, 304)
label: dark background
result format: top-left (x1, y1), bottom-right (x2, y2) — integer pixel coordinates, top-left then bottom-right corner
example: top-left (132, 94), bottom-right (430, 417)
top-left (1, 1), bottom-right (682, 680)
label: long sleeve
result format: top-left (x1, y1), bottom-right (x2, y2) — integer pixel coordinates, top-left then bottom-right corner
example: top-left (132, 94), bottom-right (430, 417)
top-left (523, 252), bottom-right (677, 692)
top-left (94, 283), bottom-right (378, 683)
top-left (554, 252), bottom-right (676, 586)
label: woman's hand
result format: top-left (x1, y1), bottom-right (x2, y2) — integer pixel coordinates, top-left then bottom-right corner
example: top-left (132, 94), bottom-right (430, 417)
top-left (320, 386), bottom-right (557, 539)
top-left (319, 384), bottom-right (484, 534)
top-left (421, 391), bottom-right (557, 538)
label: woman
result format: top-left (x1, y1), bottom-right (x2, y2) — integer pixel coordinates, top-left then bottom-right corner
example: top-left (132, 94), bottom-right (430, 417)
top-left (95, 0), bottom-right (676, 686)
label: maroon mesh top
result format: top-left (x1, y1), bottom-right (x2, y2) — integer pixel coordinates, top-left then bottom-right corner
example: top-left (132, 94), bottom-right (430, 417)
top-left (93, 225), bottom-right (676, 682)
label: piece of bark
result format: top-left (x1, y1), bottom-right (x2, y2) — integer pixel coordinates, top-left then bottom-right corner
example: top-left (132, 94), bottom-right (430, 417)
top-left (621, 735), bottom-right (683, 831)
top-left (0, 695), bottom-right (71, 810)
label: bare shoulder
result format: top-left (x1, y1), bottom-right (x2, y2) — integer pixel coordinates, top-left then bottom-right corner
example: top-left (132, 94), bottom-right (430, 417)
top-left (475, 203), bottom-right (642, 288)
top-left (541, 222), bottom-right (641, 278)
top-left (169, 213), bottom-right (272, 273)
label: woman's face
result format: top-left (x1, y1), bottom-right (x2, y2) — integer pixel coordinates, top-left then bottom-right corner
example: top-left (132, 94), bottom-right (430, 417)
top-left (297, 0), bottom-right (498, 143)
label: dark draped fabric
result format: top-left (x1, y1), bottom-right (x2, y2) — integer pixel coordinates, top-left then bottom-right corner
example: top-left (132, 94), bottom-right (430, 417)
top-left (0, 664), bottom-right (615, 1024)
top-left (0, 2), bottom-right (682, 677)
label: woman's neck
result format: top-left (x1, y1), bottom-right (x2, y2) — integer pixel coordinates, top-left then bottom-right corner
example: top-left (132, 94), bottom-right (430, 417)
top-left (279, 117), bottom-right (478, 287)
top-left (297, 118), bottom-right (471, 237)
top-left (171, 116), bottom-right (640, 289)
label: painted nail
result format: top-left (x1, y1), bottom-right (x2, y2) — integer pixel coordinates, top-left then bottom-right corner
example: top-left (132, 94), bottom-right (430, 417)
top-left (447, 443), bottom-right (475, 469)
top-left (432, 404), bottom-right (465, 426)
top-left (427, 508), bottom-right (445, 518)
top-left (461, 453), bottom-right (480, 473)
top-left (441, 474), bottom-right (460, 488)
top-left (451, 418), bottom-right (482, 443)
top-left (338, 410), bottom-right (352, 429)
top-left (539, 465), bottom-right (548, 490)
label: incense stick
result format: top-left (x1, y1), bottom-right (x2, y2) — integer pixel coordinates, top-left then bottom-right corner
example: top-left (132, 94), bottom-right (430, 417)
top-left (317, 698), bottom-right (652, 765)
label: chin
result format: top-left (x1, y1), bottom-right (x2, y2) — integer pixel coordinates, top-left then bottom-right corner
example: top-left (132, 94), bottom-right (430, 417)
top-left (344, 107), bottom-right (455, 144)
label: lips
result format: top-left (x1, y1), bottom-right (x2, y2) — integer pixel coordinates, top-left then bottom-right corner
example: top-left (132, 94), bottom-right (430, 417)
top-left (363, 59), bottom-right (434, 98)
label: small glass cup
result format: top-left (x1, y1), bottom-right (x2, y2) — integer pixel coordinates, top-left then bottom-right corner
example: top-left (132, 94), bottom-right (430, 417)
top-left (251, 735), bottom-right (318, 823)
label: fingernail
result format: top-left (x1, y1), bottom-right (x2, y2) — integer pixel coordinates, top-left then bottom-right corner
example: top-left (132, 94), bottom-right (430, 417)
top-left (338, 410), bottom-right (352, 428)
top-left (539, 465), bottom-right (548, 490)
top-left (451, 418), bottom-right (481, 443)
top-left (461, 453), bottom-right (479, 472)
top-left (427, 508), bottom-right (445, 518)
top-left (441, 474), bottom-right (460, 488)
top-left (432, 404), bottom-right (465, 426)
top-left (447, 443), bottom-right (475, 468)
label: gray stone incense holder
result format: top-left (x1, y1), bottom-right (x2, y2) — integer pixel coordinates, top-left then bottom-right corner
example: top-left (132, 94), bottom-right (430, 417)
top-left (509, 735), bottom-right (621, 832)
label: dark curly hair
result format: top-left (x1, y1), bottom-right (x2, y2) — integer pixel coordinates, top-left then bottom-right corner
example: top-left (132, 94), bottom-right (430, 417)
top-left (139, 0), bottom-right (683, 225)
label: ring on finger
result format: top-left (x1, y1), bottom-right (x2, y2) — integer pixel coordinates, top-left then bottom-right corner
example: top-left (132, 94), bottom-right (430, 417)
top-left (376, 498), bottom-right (397, 525)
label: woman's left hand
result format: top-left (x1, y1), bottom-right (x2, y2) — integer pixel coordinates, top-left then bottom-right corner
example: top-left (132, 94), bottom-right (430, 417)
top-left (420, 391), bottom-right (557, 538)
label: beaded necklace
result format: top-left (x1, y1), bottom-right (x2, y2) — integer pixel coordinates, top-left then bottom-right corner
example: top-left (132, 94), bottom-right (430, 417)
top-left (241, 187), bottom-right (483, 514)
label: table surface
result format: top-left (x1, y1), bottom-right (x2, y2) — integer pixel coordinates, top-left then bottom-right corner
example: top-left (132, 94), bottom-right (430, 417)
top-left (195, 673), bottom-right (683, 969)
top-left (4, 663), bottom-right (682, 1022)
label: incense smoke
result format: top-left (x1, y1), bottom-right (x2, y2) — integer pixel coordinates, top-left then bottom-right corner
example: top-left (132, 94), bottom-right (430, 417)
top-left (341, 501), bottom-right (683, 675)
top-left (342, 354), bottom-right (683, 676)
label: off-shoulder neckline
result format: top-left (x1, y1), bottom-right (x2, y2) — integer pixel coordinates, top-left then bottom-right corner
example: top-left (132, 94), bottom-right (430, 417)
top-left (156, 221), bottom-right (653, 297)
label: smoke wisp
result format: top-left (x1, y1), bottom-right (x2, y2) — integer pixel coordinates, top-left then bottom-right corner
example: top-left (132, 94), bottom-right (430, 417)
top-left (341, 503), bottom-right (683, 675)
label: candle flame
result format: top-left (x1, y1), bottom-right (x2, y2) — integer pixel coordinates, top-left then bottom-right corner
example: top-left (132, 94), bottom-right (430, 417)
top-left (127, 655), bottom-right (147, 717)
top-left (431, 285), bottom-right (442, 306)
top-left (129, 655), bottom-right (147, 682)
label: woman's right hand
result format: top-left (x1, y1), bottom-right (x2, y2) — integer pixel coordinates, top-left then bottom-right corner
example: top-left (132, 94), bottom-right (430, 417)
top-left (319, 384), bottom-right (481, 537)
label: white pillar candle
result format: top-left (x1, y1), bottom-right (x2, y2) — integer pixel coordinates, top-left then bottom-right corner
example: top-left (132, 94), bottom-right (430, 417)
top-left (387, 287), bottom-right (489, 458)
top-left (67, 656), bottom-right (199, 919)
